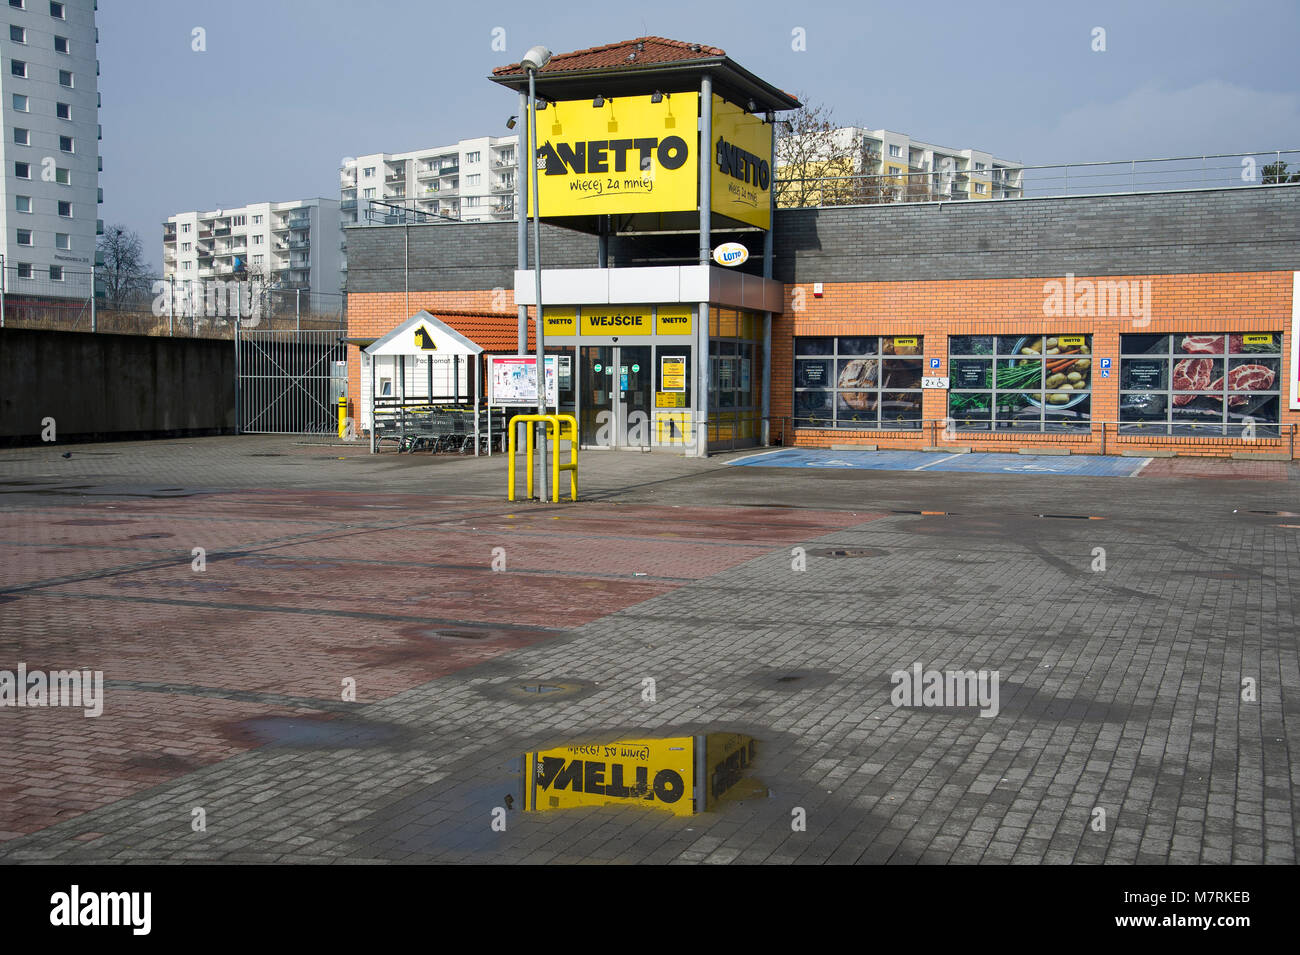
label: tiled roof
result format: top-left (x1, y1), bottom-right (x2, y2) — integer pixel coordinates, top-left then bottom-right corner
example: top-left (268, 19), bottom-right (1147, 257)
top-left (492, 36), bottom-right (725, 77)
top-left (430, 310), bottom-right (536, 353)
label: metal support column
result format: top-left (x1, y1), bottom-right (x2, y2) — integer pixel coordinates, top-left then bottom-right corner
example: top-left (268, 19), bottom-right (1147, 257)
top-left (517, 91), bottom-right (530, 356)
top-left (694, 75), bottom-right (713, 458)
top-left (761, 116), bottom-right (775, 447)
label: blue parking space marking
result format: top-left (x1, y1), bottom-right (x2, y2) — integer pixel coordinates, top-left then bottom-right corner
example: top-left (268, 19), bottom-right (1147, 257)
top-left (729, 448), bottom-right (1148, 477)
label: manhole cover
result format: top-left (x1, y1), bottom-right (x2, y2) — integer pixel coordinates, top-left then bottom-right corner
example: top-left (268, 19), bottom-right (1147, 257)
top-left (498, 680), bottom-right (590, 701)
top-left (808, 547), bottom-right (887, 558)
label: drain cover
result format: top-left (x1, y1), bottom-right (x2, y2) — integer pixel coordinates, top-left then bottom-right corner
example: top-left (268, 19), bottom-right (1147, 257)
top-left (808, 547), bottom-right (887, 558)
top-left (498, 680), bottom-right (589, 701)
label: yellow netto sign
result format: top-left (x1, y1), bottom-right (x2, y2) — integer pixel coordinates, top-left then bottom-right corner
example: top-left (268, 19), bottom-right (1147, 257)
top-left (581, 308), bottom-right (651, 336)
top-left (711, 95), bottom-right (772, 230)
top-left (529, 92), bottom-right (699, 217)
top-left (656, 306), bottom-right (693, 336)
top-left (543, 306), bottom-right (576, 336)
top-left (525, 738), bottom-right (695, 815)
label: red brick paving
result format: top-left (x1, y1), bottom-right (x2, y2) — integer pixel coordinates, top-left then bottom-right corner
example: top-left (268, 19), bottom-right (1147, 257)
top-left (0, 490), bottom-right (876, 840)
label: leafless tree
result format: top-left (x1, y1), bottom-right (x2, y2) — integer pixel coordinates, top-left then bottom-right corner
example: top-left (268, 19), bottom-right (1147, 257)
top-left (96, 224), bottom-right (153, 308)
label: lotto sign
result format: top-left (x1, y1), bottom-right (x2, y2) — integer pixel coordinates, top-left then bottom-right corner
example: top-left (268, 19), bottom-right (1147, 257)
top-left (528, 92), bottom-right (699, 218)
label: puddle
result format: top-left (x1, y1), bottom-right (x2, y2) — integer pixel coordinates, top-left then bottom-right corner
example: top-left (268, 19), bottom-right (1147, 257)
top-left (523, 733), bottom-right (765, 815)
top-left (228, 714), bottom-right (404, 748)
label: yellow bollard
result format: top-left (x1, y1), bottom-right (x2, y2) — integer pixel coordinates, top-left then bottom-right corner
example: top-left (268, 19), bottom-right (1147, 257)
top-left (508, 414), bottom-right (578, 503)
top-left (337, 396), bottom-right (348, 439)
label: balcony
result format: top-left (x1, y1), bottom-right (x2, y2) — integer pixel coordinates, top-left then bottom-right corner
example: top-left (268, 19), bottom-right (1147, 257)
top-left (492, 178), bottom-right (514, 192)
top-left (438, 164), bottom-right (459, 176)
top-left (289, 238), bottom-right (310, 250)
top-left (286, 216), bottom-right (311, 231)
top-left (341, 199), bottom-right (357, 212)
top-left (213, 227), bottom-right (231, 237)
top-left (416, 165), bottom-right (441, 179)
top-left (385, 169), bottom-right (406, 182)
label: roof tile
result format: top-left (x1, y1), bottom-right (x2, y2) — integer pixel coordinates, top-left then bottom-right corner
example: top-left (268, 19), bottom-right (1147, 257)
top-left (493, 36), bottom-right (725, 77)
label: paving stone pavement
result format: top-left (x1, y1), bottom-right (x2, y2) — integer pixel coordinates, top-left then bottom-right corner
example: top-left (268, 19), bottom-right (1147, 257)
top-left (0, 436), bottom-right (1297, 864)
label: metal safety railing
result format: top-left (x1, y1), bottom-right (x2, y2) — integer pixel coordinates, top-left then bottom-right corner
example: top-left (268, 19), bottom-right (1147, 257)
top-left (773, 149), bottom-right (1300, 208)
top-left (507, 414), bottom-right (578, 502)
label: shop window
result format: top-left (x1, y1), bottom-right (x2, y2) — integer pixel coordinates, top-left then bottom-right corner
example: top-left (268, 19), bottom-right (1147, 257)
top-left (948, 335), bottom-right (1093, 432)
top-left (1119, 333), bottom-right (1282, 436)
top-left (794, 335), bottom-right (925, 430)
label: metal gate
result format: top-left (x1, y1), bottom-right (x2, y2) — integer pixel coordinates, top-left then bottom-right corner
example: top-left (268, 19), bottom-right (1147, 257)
top-left (237, 329), bottom-right (346, 434)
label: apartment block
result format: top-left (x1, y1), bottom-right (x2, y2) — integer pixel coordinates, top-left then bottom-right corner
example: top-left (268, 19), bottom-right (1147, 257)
top-left (163, 198), bottom-right (341, 310)
top-left (340, 135), bottom-right (518, 289)
top-left (0, 0), bottom-right (101, 298)
top-left (779, 126), bottom-right (1024, 202)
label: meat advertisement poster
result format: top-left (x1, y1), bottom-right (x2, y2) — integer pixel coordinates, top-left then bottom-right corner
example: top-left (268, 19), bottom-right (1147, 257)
top-left (1292, 271), bottom-right (1300, 411)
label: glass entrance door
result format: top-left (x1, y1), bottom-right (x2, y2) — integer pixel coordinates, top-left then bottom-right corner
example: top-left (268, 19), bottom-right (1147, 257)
top-left (579, 345), bottom-right (653, 447)
top-left (616, 346), bottom-right (652, 447)
top-left (579, 345), bottom-right (613, 445)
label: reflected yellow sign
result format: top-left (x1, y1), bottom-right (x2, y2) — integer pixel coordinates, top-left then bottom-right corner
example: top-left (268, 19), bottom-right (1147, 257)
top-left (525, 738), bottom-right (695, 815)
top-left (529, 93), bottom-right (699, 218)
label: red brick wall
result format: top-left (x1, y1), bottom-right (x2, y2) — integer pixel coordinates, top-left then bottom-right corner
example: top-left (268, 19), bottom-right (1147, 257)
top-left (774, 271), bottom-right (1296, 457)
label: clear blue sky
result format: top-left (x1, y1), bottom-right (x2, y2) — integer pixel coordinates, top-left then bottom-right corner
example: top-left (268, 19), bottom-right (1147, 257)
top-left (99, 0), bottom-right (1300, 272)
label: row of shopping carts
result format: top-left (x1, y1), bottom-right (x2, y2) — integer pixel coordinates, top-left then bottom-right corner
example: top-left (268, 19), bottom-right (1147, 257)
top-left (372, 403), bottom-right (508, 454)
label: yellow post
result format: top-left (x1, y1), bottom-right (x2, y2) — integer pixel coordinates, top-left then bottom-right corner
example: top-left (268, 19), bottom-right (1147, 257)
top-left (337, 396), bottom-right (347, 438)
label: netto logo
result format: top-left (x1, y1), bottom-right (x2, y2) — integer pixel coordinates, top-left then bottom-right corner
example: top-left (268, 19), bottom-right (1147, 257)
top-left (541, 137), bottom-right (689, 175)
top-left (715, 136), bottom-right (770, 190)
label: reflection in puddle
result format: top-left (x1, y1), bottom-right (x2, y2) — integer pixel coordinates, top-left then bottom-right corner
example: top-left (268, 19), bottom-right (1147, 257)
top-left (523, 734), bottom-right (763, 815)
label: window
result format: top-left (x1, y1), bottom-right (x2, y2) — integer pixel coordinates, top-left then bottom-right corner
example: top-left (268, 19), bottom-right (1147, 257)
top-left (252, 254), bottom-right (264, 266)
top-left (13, 127), bottom-right (29, 145)
top-left (794, 336), bottom-right (925, 430)
top-left (974, 183), bottom-right (985, 194)
top-left (54, 167), bottom-right (68, 183)
top-left (11, 60), bottom-right (28, 77)
top-left (49, 1), bottom-right (64, 17)
top-left (363, 166), bottom-right (375, 177)
top-left (252, 234), bottom-right (263, 245)
top-left (12, 93), bottom-right (28, 111)
top-left (58, 69), bottom-right (72, 87)
top-left (362, 187), bottom-right (375, 198)
top-left (181, 242), bottom-right (191, 252)
top-left (49, 265), bottom-right (63, 281)
top-left (466, 151), bottom-right (481, 163)
top-left (15, 195), bottom-right (31, 212)
top-left (56, 101), bottom-right (70, 119)
top-left (467, 174), bottom-right (481, 186)
top-left (181, 223), bottom-right (191, 233)
top-left (948, 335), bottom-right (1093, 432)
top-left (251, 214), bottom-right (262, 224)
top-left (16, 229), bottom-right (33, 245)
top-left (975, 161), bottom-right (986, 171)
top-left (57, 199), bottom-right (71, 217)
top-left (53, 35), bottom-right (68, 53)
top-left (888, 166), bottom-right (901, 176)
top-left (10, 0), bottom-right (25, 9)
top-left (55, 232), bottom-right (69, 249)
top-left (888, 144), bottom-right (902, 158)
top-left (10, 25), bottom-right (25, 43)
top-left (1120, 333), bottom-right (1283, 436)
top-left (17, 263), bottom-right (32, 279)
top-left (59, 135), bottom-right (73, 152)
top-left (231, 214), bottom-right (246, 226)
top-left (15, 161), bottom-right (30, 178)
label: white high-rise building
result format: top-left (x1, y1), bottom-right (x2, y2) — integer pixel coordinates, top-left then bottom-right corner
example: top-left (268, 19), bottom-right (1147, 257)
top-left (162, 198), bottom-right (341, 311)
top-left (340, 135), bottom-right (518, 289)
top-left (0, 0), bottom-right (100, 298)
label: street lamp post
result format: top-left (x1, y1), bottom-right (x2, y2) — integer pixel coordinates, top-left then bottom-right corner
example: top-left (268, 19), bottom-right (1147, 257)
top-left (522, 44), bottom-right (552, 501)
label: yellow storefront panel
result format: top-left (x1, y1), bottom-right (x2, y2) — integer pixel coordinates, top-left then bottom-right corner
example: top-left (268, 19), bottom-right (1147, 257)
top-left (543, 306), bottom-right (577, 337)
top-left (657, 413), bottom-right (693, 444)
top-left (581, 307), bottom-right (652, 336)
top-left (525, 737), bottom-right (695, 815)
top-left (710, 95), bottom-right (772, 230)
top-left (528, 92), bottom-right (699, 218)
top-left (656, 306), bottom-right (693, 336)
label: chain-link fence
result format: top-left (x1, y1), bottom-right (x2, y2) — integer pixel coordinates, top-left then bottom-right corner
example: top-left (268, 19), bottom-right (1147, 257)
top-left (0, 266), bottom-right (345, 338)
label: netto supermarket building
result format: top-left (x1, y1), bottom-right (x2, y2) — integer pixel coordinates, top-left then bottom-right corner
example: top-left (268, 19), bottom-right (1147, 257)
top-left (344, 37), bottom-right (1300, 460)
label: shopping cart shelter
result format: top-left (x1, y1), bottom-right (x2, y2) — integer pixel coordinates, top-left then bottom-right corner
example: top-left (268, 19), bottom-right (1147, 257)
top-left (342, 36), bottom-right (1300, 461)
